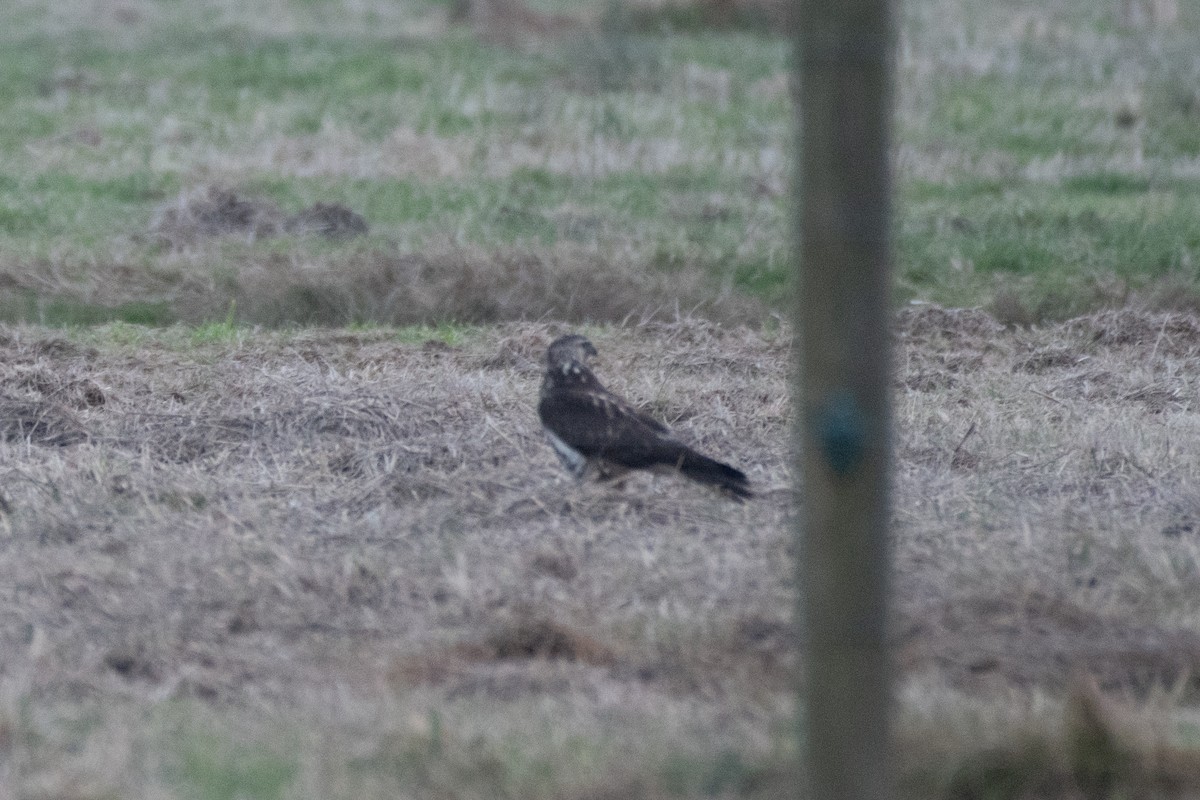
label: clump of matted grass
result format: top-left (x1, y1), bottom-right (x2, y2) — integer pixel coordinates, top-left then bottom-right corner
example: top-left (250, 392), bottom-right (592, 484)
top-left (0, 396), bottom-right (88, 446)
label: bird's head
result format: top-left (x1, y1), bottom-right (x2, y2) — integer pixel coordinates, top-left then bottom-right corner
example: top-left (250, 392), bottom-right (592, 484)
top-left (546, 334), bottom-right (598, 374)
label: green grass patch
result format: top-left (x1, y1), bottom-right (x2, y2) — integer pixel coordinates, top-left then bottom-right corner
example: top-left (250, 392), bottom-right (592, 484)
top-left (189, 302), bottom-right (242, 344)
top-left (0, 292), bottom-right (174, 326)
top-left (172, 732), bottom-right (297, 800)
top-left (898, 177), bottom-right (1200, 311)
top-left (355, 321), bottom-right (475, 345)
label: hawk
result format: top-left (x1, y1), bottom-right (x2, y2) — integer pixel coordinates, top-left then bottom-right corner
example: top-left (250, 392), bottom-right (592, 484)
top-left (537, 334), bottom-right (753, 500)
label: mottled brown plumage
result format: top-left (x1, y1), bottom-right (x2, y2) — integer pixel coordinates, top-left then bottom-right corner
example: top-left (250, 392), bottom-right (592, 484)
top-left (537, 334), bottom-right (752, 499)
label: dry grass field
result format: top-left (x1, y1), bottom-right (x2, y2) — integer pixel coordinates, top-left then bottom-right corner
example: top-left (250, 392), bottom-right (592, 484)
top-left (3, 0), bottom-right (1200, 795)
top-left (3, 310), bottom-right (1200, 797)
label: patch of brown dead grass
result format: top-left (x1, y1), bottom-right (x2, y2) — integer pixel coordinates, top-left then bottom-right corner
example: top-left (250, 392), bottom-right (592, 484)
top-left (175, 245), bottom-right (765, 327)
top-left (389, 614), bottom-right (619, 694)
top-left (0, 242), bottom-right (766, 328)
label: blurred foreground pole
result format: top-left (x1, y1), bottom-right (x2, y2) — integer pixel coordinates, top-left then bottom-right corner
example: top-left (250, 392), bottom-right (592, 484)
top-left (793, 0), bottom-right (895, 797)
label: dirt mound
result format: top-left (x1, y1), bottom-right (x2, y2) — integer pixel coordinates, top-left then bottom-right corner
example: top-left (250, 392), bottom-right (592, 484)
top-left (150, 186), bottom-right (285, 244)
top-left (150, 186), bottom-right (369, 247)
top-left (283, 202), bottom-right (369, 239)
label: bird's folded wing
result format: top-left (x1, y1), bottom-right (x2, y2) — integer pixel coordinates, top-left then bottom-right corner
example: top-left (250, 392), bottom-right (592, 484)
top-left (539, 389), bottom-right (683, 468)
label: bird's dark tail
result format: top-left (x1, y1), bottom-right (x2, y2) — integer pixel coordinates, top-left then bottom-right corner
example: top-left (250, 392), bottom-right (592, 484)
top-left (676, 450), bottom-right (754, 500)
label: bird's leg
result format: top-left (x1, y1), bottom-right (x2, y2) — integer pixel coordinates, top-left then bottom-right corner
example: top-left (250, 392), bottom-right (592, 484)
top-left (595, 463), bottom-right (630, 488)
